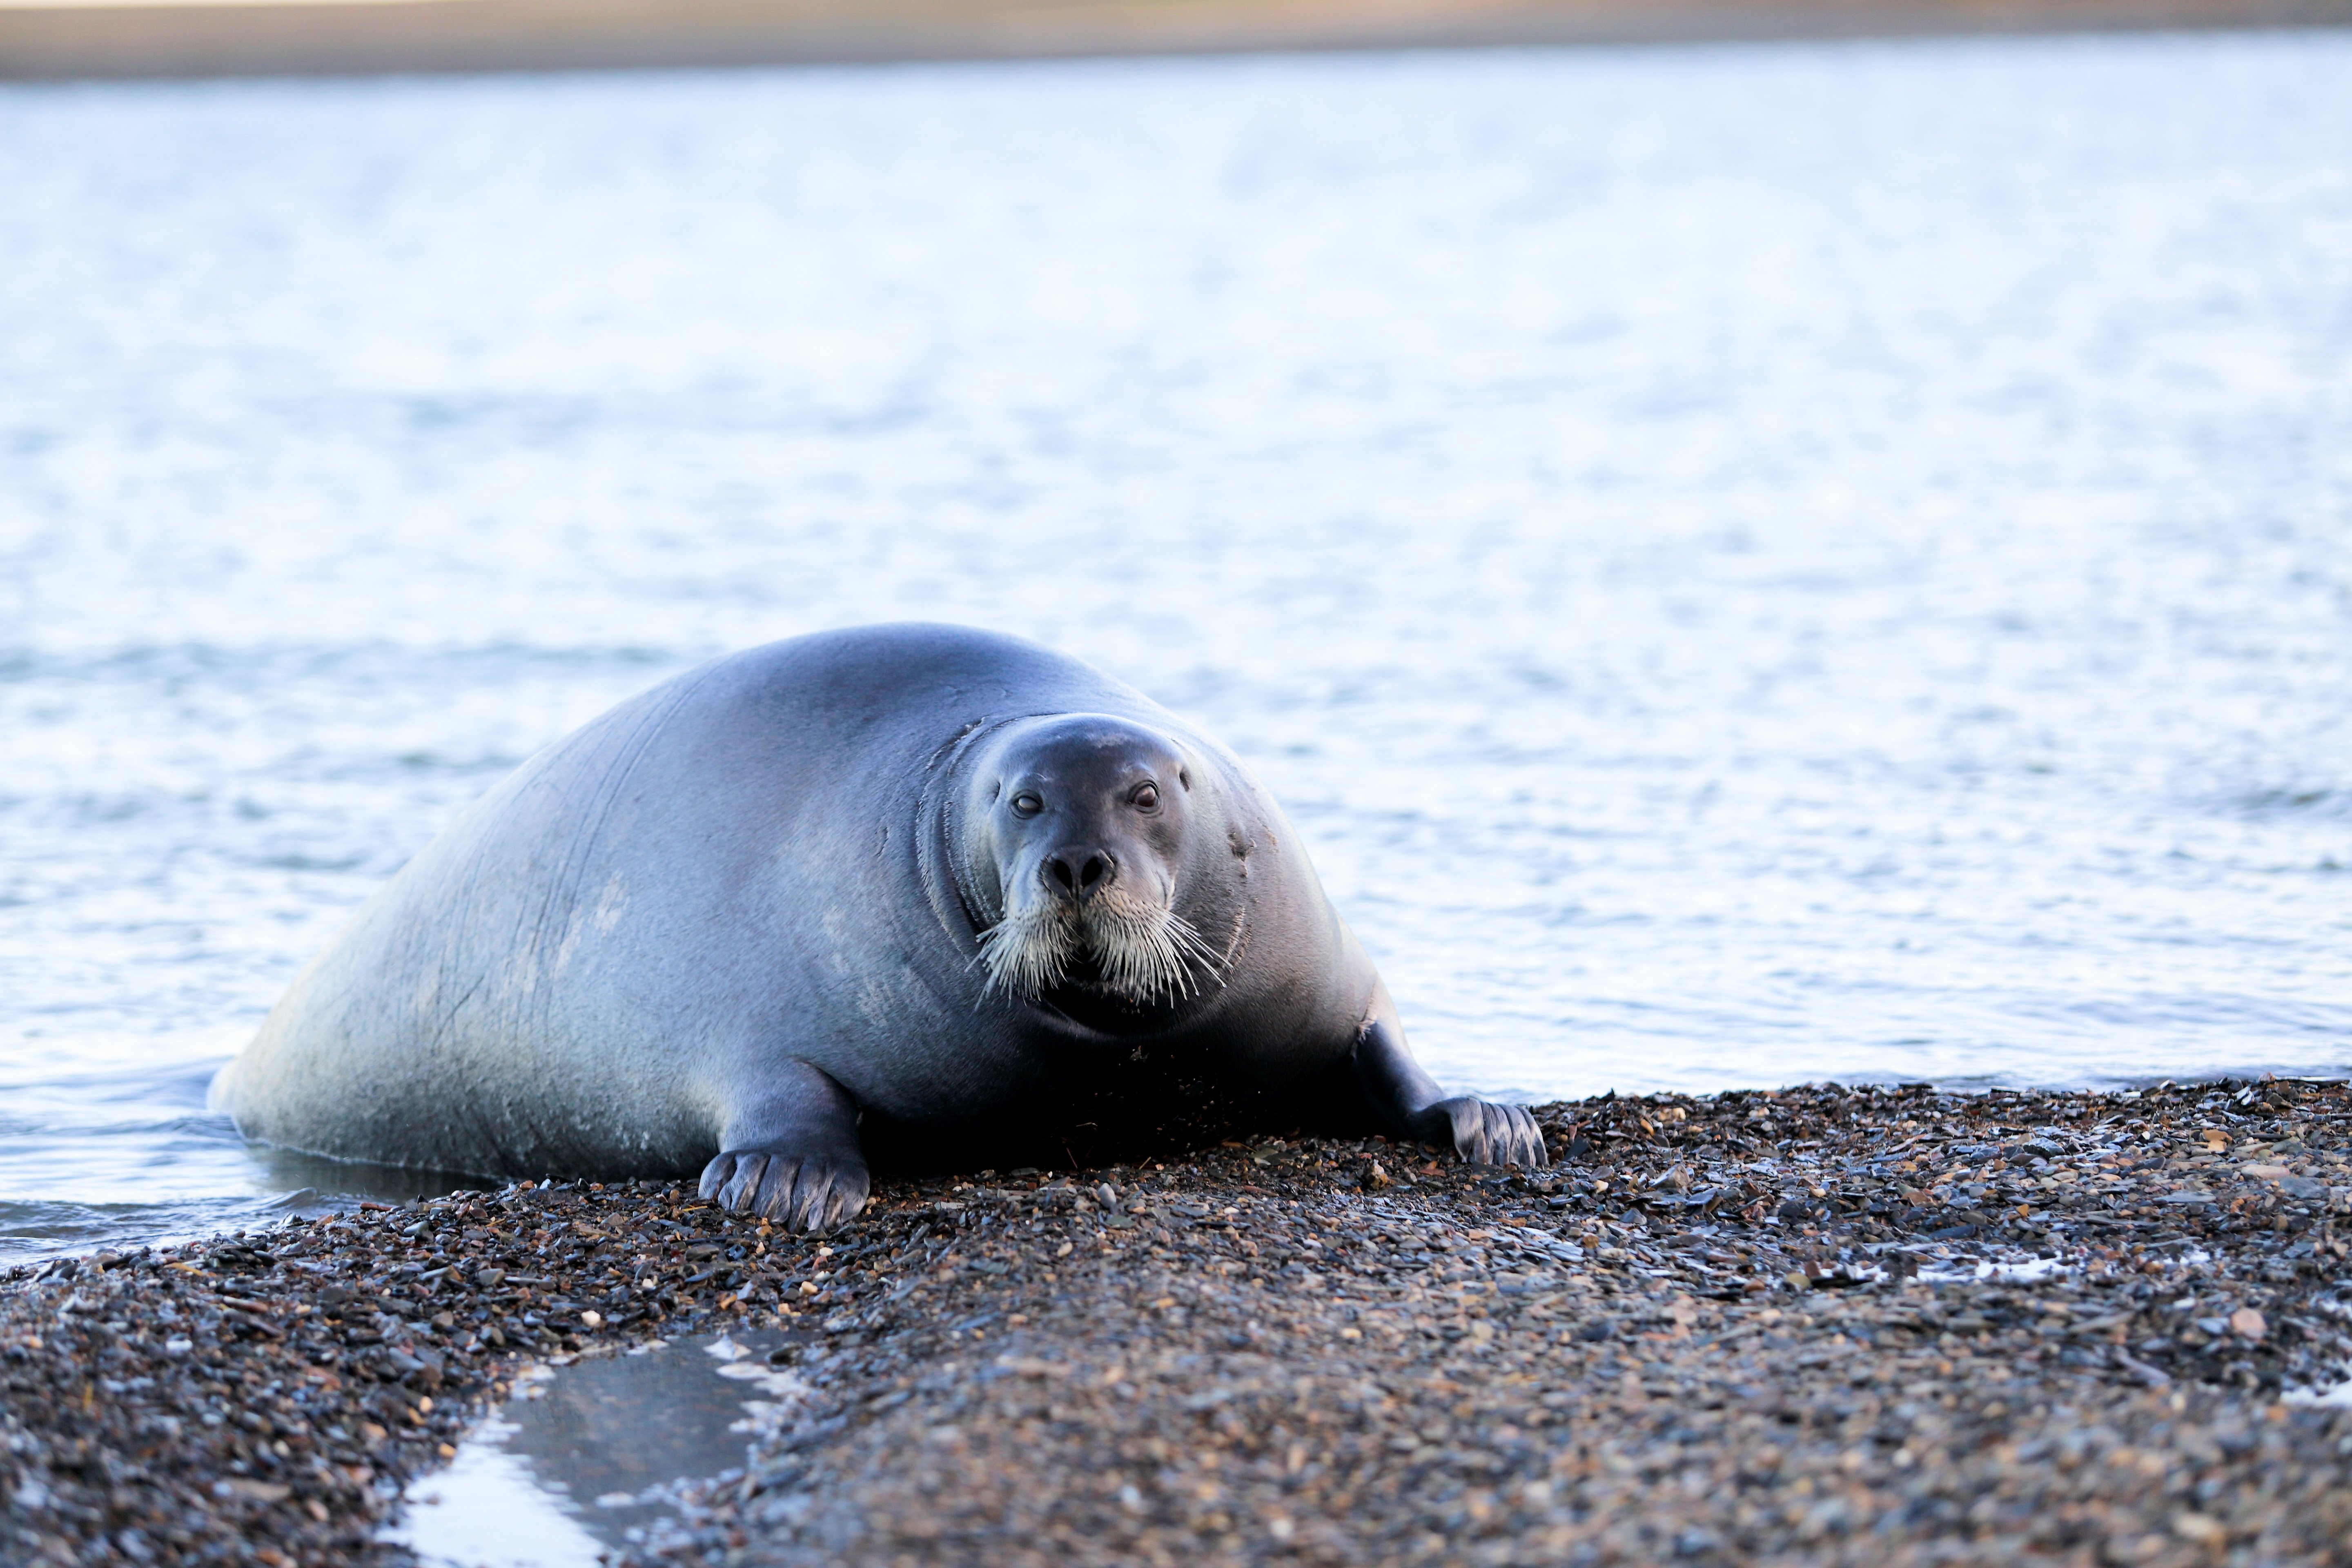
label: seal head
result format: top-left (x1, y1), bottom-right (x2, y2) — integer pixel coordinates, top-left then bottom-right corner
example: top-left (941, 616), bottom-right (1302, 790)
top-left (963, 715), bottom-right (1227, 1011)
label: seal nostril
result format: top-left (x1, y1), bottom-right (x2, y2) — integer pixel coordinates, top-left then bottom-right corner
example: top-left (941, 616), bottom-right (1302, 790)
top-left (1043, 851), bottom-right (1113, 900)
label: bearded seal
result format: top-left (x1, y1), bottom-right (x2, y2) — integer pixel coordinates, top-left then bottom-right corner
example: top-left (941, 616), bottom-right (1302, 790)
top-left (215, 624), bottom-right (1546, 1232)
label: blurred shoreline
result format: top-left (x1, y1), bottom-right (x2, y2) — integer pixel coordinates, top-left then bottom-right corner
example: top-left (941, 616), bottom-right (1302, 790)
top-left (1, 0), bottom-right (2344, 82)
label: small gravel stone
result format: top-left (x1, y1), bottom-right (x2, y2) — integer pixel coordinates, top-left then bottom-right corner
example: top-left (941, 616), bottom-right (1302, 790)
top-left (9, 1078), bottom-right (2352, 1565)
top-left (1, 1179), bottom-right (754, 1564)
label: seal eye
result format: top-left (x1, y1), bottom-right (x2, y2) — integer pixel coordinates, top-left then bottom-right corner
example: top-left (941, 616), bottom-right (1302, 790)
top-left (1010, 792), bottom-right (1044, 819)
top-left (1131, 784), bottom-right (1160, 812)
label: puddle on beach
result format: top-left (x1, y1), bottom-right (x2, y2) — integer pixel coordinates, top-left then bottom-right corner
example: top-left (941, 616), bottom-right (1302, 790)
top-left (385, 1331), bottom-right (807, 1567)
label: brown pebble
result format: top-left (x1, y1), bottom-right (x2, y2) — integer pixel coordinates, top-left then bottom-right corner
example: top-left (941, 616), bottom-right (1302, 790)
top-left (9, 1080), bottom-right (2352, 1566)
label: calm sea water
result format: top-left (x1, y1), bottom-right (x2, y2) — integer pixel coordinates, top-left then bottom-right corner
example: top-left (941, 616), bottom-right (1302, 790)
top-left (4, 31), bottom-right (2349, 1262)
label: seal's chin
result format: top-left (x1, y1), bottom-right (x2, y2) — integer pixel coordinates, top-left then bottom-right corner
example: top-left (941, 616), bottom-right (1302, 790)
top-left (978, 889), bottom-right (1222, 1006)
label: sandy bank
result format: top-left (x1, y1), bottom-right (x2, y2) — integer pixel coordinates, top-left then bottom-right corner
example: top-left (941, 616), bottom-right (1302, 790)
top-left (6, 1077), bottom-right (2352, 1564)
top-left (0, 0), bottom-right (2344, 81)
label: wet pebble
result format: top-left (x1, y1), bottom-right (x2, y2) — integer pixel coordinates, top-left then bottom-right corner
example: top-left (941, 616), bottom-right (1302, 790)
top-left (1, 1179), bottom-right (761, 1564)
top-left (9, 1078), bottom-right (2352, 1565)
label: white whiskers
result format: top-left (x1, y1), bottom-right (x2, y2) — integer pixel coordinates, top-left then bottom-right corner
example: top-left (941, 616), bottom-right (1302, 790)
top-left (976, 902), bottom-right (1080, 1002)
top-left (978, 885), bottom-right (1223, 1005)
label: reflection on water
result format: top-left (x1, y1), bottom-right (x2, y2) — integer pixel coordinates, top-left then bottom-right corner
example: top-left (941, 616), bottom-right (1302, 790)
top-left (0, 1057), bottom-right (496, 1259)
top-left (2, 31), bottom-right (2348, 1262)
top-left (388, 1332), bottom-right (800, 1567)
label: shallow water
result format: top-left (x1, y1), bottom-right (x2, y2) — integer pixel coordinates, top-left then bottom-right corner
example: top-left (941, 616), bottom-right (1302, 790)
top-left (387, 1331), bottom-right (796, 1567)
top-left (4, 31), bottom-right (2350, 1262)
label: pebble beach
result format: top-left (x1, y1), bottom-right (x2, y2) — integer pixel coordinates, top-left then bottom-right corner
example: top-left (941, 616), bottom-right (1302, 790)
top-left (9, 1078), bottom-right (2352, 1566)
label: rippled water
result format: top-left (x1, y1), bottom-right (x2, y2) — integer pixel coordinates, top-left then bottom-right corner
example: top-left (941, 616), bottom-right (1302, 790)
top-left (4, 31), bottom-right (2350, 1262)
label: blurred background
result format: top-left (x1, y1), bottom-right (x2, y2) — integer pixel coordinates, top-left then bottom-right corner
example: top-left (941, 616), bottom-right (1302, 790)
top-left (2, 9), bottom-right (2348, 1261)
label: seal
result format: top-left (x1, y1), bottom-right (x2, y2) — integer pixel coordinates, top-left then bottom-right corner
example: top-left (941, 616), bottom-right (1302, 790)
top-left (215, 624), bottom-right (1546, 1231)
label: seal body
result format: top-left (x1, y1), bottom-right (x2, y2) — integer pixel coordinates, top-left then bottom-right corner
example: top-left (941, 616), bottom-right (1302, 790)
top-left (218, 624), bottom-right (1543, 1229)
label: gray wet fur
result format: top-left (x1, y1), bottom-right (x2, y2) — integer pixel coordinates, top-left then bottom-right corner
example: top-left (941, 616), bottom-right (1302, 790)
top-left (216, 625), bottom-right (1545, 1231)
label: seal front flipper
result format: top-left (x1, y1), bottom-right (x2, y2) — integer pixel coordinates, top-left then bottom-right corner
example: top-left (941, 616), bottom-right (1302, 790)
top-left (1351, 984), bottom-right (1549, 1170)
top-left (699, 1060), bottom-right (871, 1234)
